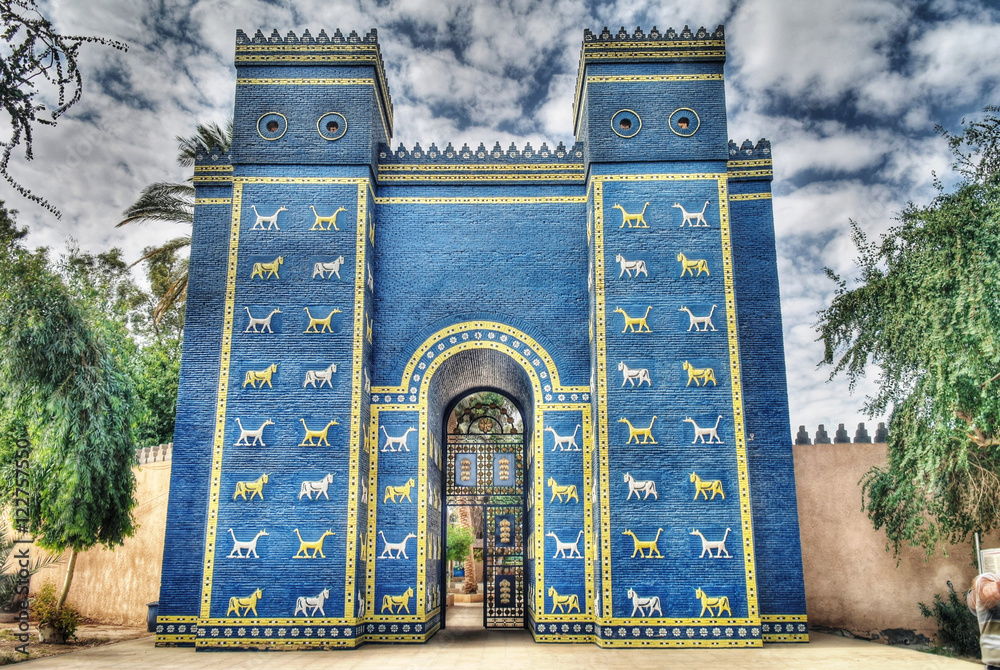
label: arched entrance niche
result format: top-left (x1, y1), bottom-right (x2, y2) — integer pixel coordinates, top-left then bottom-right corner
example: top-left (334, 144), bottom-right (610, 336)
top-left (367, 321), bottom-right (593, 643)
top-left (428, 349), bottom-right (533, 630)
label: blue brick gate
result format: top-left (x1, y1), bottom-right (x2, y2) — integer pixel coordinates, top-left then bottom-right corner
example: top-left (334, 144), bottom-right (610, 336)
top-left (155, 23), bottom-right (808, 649)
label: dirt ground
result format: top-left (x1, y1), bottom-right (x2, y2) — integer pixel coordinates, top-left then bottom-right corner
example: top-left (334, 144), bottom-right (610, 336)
top-left (0, 619), bottom-right (149, 665)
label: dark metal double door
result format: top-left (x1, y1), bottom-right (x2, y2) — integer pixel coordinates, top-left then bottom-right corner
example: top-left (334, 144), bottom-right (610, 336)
top-left (483, 504), bottom-right (524, 629)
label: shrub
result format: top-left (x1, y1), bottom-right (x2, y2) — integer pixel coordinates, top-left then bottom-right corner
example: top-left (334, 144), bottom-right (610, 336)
top-left (0, 520), bottom-right (63, 613)
top-left (919, 580), bottom-right (980, 658)
top-left (32, 583), bottom-right (80, 642)
top-left (447, 525), bottom-right (474, 563)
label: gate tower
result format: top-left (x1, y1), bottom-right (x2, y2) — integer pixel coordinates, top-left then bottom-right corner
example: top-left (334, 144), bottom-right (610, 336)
top-left (155, 23), bottom-right (808, 649)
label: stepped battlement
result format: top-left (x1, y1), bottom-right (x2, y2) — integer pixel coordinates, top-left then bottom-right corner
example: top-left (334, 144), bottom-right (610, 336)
top-left (583, 24), bottom-right (725, 43)
top-left (235, 28), bottom-right (379, 45)
top-left (379, 140), bottom-right (584, 163)
top-left (729, 139), bottom-right (772, 161)
top-left (795, 422), bottom-right (890, 445)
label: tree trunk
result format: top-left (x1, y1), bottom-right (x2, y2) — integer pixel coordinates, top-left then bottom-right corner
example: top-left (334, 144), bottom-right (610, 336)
top-left (459, 503), bottom-right (478, 594)
top-left (56, 548), bottom-right (77, 609)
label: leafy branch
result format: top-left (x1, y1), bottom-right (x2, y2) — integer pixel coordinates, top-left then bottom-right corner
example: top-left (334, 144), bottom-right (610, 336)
top-left (0, 0), bottom-right (127, 216)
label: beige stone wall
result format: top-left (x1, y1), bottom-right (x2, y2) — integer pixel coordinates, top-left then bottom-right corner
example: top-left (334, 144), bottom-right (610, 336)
top-left (794, 441), bottom-right (995, 638)
top-left (32, 459), bottom-right (171, 626)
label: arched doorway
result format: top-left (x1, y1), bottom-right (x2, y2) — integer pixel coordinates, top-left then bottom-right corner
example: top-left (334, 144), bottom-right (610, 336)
top-left (443, 390), bottom-right (526, 629)
top-left (425, 348), bottom-right (533, 632)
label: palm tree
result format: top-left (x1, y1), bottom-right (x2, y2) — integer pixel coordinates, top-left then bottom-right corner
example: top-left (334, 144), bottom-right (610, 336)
top-left (117, 120), bottom-right (232, 324)
top-left (458, 501), bottom-right (479, 594)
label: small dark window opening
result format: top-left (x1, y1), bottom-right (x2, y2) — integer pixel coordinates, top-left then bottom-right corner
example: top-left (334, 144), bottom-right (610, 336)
top-left (266, 120), bottom-right (279, 132)
top-left (619, 118), bottom-right (632, 131)
top-left (677, 117), bottom-right (690, 129)
top-left (326, 120), bottom-right (339, 133)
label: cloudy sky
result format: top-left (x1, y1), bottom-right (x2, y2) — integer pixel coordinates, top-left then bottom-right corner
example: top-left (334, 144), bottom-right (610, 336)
top-left (5, 0), bottom-right (1000, 439)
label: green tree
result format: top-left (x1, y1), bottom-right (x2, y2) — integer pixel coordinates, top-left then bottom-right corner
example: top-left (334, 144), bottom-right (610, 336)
top-left (58, 243), bottom-right (182, 445)
top-left (117, 120), bottom-right (231, 323)
top-left (447, 525), bottom-right (475, 563)
top-left (0, 0), bottom-right (126, 215)
top-left (0, 202), bottom-right (138, 607)
top-left (817, 108), bottom-right (1000, 554)
top-left (131, 337), bottom-right (181, 446)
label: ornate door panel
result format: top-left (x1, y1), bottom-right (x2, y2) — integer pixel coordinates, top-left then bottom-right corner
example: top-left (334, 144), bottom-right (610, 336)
top-left (484, 505), bottom-right (524, 628)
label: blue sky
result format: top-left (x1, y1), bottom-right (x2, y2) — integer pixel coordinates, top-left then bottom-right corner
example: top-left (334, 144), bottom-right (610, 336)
top-left (5, 0), bottom-right (1000, 438)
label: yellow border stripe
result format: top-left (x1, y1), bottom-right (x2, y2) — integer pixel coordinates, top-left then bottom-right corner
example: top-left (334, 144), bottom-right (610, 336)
top-left (198, 180), bottom-right (243, 620)
top-left (379, 174), bottom-right (584, 184)
top-left (195, 198), bottom-right (232, 205)
top-left (729, 193), bottom-right (772, 201)
top-left (586, 73), bottom-right (723, 83)
top-left (374, 196), bottom-right (586, 205)
top-left (593, 179), bottom-right (613, 619)
top-left (717, 177), bottom-right (760, 621)
top-left (726, 159), bottom-right (771, 169)
top-left (343, 182), bottom-right (369, 619)
top-left (374, 320), bottom-right (588, 397)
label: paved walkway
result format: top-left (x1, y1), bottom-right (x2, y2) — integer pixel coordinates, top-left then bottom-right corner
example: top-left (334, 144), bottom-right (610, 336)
top-left (18, 604), bottom-right (979, 669)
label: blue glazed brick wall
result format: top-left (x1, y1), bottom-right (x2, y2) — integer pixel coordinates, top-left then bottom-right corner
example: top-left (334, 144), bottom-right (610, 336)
top-left (372, 192), bottom-right (590, 387)
top-left (157, 188), bottom-right (230, 635)
top-left (729, 179), bottom-right (808, 627)
top-left (582, 63), bottom-right (729, 166)
top-left (233, 65), bottom-right (384, 168)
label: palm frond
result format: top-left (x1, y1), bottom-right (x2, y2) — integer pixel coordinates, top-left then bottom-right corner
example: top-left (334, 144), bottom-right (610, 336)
top-left (128, 236), bottom-right (192, 268)
top-left (152, 273), bottom-right (188, 325)
top-left (177, 119), bottom-right (233, 167)
top-left (117, 183), bottom-right (194, 227)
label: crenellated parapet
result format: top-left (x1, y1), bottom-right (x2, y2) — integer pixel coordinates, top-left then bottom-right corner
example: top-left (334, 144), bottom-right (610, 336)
top-left (729, 139), bottom-right (771, 160)
top-left (136, 442), bottom-right (173, 465)
top-left (794, 422), bottom-right (889, 445)
top-left (236, 28), bottom-right (379, 45)
top-left (583, 24), bottom-right (725, 42)
top-left (380, 140), bottom-right (584, 162)
top-left (376, 141), bottom-right (586, 184)
top-left (727, 139), bottom-right (773, 183)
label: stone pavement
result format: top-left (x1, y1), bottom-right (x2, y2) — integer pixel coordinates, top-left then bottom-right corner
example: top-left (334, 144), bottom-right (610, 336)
top-left (18, 605), bottom-right (980, 669)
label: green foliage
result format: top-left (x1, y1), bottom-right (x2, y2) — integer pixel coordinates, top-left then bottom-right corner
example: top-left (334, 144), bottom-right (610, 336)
top-left (447, 525), bottom-right (475, 563)
top-left (131, 337), bottom-right (181, 446)
top-left (56, 243), bottom-right (182, 445)
top-left (817, 108), bottom-right (1000, 554)
top-left (0, 520), bottom-right (63, 612)
top-left (0, 203), bottom-right (138, 554)
top-left (919, 582), bottom-right (980, 658)
top-left (31, 583), bottom-right (80, 641)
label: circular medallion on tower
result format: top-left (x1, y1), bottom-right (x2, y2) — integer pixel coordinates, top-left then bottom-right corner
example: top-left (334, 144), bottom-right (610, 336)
top-left (611, 109), bottom-right (641, 138)
top-left (257, 112), bottom-right (287, 141)
top-left (669, 108), bottom-right (700, 137)
top-left (317, 112), bottom-right (348, 141)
